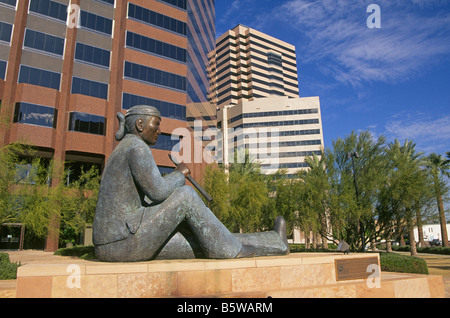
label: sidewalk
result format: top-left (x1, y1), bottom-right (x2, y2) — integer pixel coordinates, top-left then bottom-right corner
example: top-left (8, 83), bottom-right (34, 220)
top-left (393, 251), bottom-right (450, 298)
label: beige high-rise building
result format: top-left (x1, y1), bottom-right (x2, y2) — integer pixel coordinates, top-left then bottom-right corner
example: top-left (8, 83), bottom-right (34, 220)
top-left (214, 24), bottom-right (300, 108)
top-left (217, 96), bottom-right (324, 176)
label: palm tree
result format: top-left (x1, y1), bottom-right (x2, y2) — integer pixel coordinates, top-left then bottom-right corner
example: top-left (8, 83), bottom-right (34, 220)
top-left (385, 140), bottom-right (426, 256)
top-left (423, 153), bottom-right (450, 247)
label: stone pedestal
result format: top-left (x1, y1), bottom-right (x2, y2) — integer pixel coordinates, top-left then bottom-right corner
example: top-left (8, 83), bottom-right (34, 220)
top-left (15, 253), bottom-right (445, 298)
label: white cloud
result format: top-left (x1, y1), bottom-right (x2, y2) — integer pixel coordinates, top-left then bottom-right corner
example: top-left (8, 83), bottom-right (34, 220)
top-left (384, 113), bottom-right (450, 154)
top-left (271, 0), bottom-right (450, 86)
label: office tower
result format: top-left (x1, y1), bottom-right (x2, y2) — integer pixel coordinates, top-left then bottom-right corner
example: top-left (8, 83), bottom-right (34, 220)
top-left (214, 24), bottom-right (300, 108)
top-left (0, 0), bottom-right (214, 250)
top-left (217, 96), bottom-right (324, 176)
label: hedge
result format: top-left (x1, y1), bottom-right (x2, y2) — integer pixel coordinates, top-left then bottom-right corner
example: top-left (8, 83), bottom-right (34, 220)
top-left (378, 252), bottom-right (428, 274)
top-left (387, 245), bottom-right (450, 255)
top-left (0, 252), bottom-right (21, 280)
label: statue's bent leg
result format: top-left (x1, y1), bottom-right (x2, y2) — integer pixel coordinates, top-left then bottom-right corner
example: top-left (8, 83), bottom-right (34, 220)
top-left (171, 186), bottom-right (243, 259)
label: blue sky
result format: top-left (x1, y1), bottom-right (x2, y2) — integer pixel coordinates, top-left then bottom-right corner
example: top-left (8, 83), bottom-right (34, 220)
top-left (215, 0), bottom-right (450, 157)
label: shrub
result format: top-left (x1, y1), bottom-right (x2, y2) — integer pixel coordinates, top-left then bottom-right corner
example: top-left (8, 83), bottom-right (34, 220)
top-left (0, 252), bottom-right (21, 280)
top-left (379, 252), bottom-right (428, 274)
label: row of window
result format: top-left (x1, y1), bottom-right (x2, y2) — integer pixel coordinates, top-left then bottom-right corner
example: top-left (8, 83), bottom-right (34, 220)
top-left (124, 61), bottom-right (187, 92)
top-left (13, 102), bottom-right (57, 128)
top-left (229, 108), bottom-right (319, 124)
top-left (75, 42), bottom-right (111, 68)
top-left (16, 61), bottom-right (188, 103)
top-left (30, 0), bottom-right (113, 36)
top-left (18, 65), bottom-right (61, 90)
top-left (68, 112), bottom-right (106, 136)
top-left (128, 3), bottom-right (187, 36)
top-left (126, 31), bottom-right (187, 63)
top-left (29, 0), bottom-right (67, 22)
top-left (24, 29), bottom-right (65, 56)
top-left (234, 118), bottom-right (320, 129)
top-left (12, 102), bottom-right (182, 151)
top-left (71, 77), bottom-right (108, 100)
top-left (152, 134), bottom-right (181, 152)
top-left (224, 129), bottom-right (321, 142)
top-left (159, 0), bottom-right (187, 10)
top-left (261, 162), bottom-right (309, 170)
top-left (122, 92), bottom-right (186, 121)
top-left (22, 29), bottom-right (184, 69)
top-left (0, 0), bottom-right (16, 7)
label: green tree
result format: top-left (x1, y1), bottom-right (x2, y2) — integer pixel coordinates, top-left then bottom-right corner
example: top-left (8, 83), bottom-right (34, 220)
top-left (329, 130), bottom-right (387, 251)
top-left (383, 140), bottom-right (429, 256)
top-left (203, 150), bottom-right (270, 233)
top-left (423, 153), bottom-right (450, 247)
top-left (300, 152), bottom-right (331, 249)
top-left (0, 143), bottom-right (34, 224)
top-left (60, 165), bottom-right (101, 244)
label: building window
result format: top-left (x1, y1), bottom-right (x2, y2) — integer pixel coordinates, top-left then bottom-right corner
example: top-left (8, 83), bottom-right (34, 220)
top-left (68, 112), bottom-right (106, 136)
top-left (267, 52), bottom-right (283, 68)
top-left (0, 22), bottom-right (12, 43)
top-left (124, 61), bottom-right (186, 92)
top-left (18, 65), bottom-right (61, 90)
top-left (29, 0), bottom-right (67, 22)
top-left (71, 77), bottom-right (108, 100)
top-left (159, 0), bottom-right (186, 10)
top-left (152, 133), bottom-right (181, 152)
top-left (127, 3), bottom-right (186, 36)
top-left (13, 102), bottom-right (57, 128)
top-left (24, 29), bottom-right (65, 56)
top-left (158, 166), bottom-right (175, 176)
top-left (80, 11), bottom-right (113, 36)
top-left (0, 0), bottom-right (17, 7)
top-left (96, 0), bottom-right (114, 5)
top-left (126, 31), bottom-right (186, 63)
top-left (0, 60), bottom-right (6, 79)
top-left (122, 92), bottom-right (186, 121)
top-left (75, 42), bottom-right (111, 68)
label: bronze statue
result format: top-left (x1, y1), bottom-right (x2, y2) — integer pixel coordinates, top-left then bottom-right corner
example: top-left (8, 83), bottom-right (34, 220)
top-left (93, 105), bottom-right (289, 262)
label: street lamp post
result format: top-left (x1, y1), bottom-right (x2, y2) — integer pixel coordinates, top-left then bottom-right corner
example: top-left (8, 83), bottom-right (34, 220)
top-left (348, 151), bottom-right (366, 252)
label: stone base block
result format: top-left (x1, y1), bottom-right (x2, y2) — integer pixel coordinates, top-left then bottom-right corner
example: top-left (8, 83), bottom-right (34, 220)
top-left (14, 253), bottom-right (445, 298)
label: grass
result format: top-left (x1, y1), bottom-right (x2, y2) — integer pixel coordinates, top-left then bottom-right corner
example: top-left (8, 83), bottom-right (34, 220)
top-left (54, 245), bottom-right (97, 260)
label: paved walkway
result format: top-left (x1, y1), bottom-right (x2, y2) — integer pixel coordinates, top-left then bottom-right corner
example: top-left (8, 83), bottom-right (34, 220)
top-left (393, 251), bottom-right (450, 298)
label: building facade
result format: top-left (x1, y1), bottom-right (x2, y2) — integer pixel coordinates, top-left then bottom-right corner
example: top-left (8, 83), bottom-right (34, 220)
top-left (214, 24), bottom-right (299, 109)
top-left (0, 0), bottom-right (215, 250)
top-left (217, 96), bottom-right (324, 176)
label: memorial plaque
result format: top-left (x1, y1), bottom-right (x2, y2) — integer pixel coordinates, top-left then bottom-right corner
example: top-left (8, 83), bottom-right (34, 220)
top-left (335, 257), bottom-right (379, 281)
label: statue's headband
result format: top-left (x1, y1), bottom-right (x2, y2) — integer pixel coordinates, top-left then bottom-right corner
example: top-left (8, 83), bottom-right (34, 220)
top-left (125, 105), bottom-right (161, 119)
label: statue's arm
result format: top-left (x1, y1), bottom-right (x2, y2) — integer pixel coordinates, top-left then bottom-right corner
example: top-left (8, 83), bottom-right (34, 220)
top-left (129, 145), bottom-right (185, 203)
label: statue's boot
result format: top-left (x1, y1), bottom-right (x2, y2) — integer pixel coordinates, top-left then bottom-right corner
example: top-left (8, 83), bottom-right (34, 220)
top-left (273, 216), bottom-right (290, 255)
top-left (235, 244), bottom-right (256, 258)
top-left (233, 216), bottom-right (290, 257)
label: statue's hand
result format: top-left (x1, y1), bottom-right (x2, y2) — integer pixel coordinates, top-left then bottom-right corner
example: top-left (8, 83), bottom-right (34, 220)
top-left (175, 162), bottom-right (191, 177)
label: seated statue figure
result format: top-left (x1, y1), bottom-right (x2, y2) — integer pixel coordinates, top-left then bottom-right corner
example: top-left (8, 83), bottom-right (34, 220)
top-left (93, 105), bottom-right (290, 262)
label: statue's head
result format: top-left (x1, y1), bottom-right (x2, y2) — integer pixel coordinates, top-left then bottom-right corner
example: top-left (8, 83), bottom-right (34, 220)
top-left (115, 105), bottom-right (162, 146)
